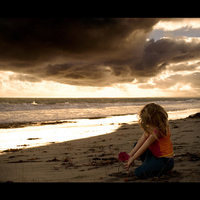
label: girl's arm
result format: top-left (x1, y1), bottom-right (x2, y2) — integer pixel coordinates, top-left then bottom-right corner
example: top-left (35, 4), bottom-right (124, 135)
top-left (125, 134), bottom-right (157, 170)
top-left (128, 133), bottom-right (147, 157)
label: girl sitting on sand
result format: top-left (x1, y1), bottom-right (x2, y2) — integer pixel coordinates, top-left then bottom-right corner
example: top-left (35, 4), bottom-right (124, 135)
top-left (125, 103), bottom-right (174, 179)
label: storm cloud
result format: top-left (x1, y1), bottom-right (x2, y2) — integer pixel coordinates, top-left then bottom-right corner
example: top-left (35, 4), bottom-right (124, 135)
top-left (133, 37), bottom-right (200, 79)
top-left (1, 18), bottom-right (200, 87)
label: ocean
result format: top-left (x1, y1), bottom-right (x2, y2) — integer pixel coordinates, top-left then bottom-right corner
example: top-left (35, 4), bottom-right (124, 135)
top-left (0, 97), bottom-right (200, 153)
top-left (1, 97), bottom-right (200, 125)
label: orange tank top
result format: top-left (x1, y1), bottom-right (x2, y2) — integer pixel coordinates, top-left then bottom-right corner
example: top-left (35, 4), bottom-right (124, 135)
top-left (149, 127), bottom-right (173, 157)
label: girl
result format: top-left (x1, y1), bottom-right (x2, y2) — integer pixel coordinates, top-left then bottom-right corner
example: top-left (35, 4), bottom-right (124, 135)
top-left (125, 103), bottom-right (174, 179)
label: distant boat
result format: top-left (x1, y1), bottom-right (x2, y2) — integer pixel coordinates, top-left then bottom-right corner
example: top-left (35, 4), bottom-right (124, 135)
top-left (31, 101), bottom-right (37, 105)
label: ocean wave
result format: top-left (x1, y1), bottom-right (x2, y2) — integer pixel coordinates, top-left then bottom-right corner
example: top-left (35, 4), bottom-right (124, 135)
top-left (0, 98), bottom-right (200, 126)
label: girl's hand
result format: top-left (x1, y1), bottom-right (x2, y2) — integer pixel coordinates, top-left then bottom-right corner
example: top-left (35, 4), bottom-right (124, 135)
top-left (124, 158), bottom-right (134, 170)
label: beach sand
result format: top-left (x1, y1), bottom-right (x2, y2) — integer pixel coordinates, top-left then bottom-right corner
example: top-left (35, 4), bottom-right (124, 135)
top-left (0, 115), bottom-right (200, 182)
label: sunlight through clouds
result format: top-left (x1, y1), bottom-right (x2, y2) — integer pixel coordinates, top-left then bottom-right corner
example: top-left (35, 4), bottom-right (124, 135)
top-left (0, 18), bottom-right (200, 97)
top-left (153, 18), bottom-right (200, 31)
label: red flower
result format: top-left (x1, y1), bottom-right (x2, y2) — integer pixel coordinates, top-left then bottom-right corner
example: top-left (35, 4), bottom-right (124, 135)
top-left (118, 152), bottom-right (129, 162)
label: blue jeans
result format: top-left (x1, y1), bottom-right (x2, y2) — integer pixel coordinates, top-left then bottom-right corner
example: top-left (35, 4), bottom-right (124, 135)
top-left (133, 143), bottom-right (174, 179)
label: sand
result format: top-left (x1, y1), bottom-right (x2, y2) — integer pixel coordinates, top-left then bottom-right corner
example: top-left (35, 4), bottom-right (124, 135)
top-left (0, 115), bottom-right (200, 182)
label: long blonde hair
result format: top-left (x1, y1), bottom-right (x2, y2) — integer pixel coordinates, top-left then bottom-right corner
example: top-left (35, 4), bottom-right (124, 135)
top-left (138, 103), bottom-right (168, 137)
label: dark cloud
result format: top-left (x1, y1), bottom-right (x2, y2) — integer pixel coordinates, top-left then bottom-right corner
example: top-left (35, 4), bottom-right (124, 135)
top-left (140, 37), bottom-right (200, 69)
top-left (129, 37), bottom-right (200, 84)
top-left (0, 18), bottom-right (200, 87)
top-left (0, 18), bottom-right (156, 61)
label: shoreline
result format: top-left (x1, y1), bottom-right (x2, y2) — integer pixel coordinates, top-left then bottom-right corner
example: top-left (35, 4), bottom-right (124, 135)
top-left (1, 108), bottom-right (199, 130)
top-left (0, 109), bottom-right (199, 153)
top-left (0, 112), bottom-right (200, 182)
top-left (0, 120), bottom-right (78, 129)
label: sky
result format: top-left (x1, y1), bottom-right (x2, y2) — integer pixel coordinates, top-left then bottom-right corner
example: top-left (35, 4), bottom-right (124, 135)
top-left (0, 18), bottom-right (200, 98)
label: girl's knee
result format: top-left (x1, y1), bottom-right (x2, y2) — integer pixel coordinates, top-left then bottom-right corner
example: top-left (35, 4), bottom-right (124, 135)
top-left (134, 167), bottom-right (145, 179)
top-left (134, 166), bottom-right (155, 179)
